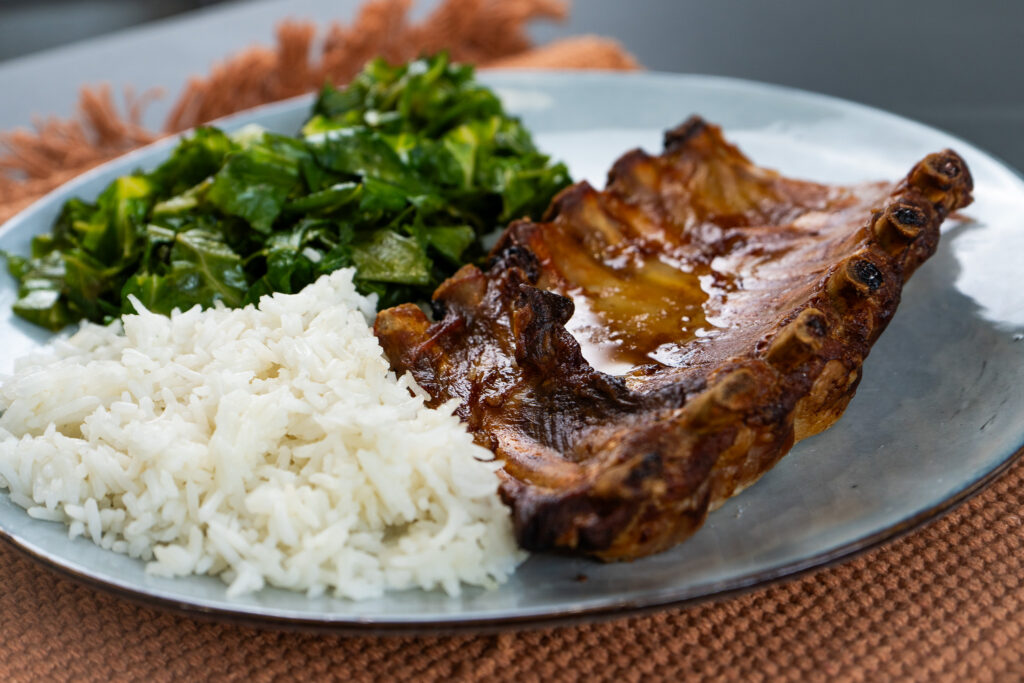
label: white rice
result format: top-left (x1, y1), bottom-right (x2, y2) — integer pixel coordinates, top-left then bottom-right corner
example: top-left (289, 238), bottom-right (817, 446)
top-left (0, 269), bottom-right (524, 599)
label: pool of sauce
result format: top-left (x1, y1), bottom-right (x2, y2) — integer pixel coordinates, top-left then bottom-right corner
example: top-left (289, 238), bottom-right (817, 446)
top-left (533, 200), bottom-right (729, 375)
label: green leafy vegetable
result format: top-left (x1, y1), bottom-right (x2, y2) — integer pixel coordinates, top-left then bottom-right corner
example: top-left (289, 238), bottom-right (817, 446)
top-left (122, 227), bottom-right (249, 316)
top-left (3, 53), bottom-right (571, 331)
top-left (351, 229), bottom-right (432, 286)
top-left (206, 146), bottom-right (301, 233)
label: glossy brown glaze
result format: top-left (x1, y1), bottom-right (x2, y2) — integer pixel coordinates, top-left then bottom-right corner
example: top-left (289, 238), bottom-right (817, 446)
top-left (374, 117), bottom-right (973, 560)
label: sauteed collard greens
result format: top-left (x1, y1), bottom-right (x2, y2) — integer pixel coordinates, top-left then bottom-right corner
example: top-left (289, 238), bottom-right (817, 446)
top-left (4, 54), bottom-right (571, 330)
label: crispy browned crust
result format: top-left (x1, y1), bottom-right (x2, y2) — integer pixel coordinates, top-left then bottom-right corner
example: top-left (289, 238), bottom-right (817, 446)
top-left (374, 116), bottom-right (973, 561)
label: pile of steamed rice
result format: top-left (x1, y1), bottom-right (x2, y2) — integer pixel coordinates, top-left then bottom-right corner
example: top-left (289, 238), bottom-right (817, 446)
top-left (0, 269), bottom-right (524, 599)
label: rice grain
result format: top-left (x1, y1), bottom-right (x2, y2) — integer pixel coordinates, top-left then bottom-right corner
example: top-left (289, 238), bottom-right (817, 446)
top-left (0, 268), bottom-right (524, 599)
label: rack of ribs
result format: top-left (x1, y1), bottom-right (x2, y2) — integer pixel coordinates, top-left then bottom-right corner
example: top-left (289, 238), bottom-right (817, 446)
top-left (375, 116), bottom-right (973, 561)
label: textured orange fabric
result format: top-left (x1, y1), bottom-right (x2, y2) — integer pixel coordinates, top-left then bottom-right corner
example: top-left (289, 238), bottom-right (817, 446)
top-left (1, 456), bottom-right (1021, 682)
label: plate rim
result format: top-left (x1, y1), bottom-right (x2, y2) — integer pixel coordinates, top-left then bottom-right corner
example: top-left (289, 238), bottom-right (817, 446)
top-left (3, 443), bottom-right (1020, 634)
top-left (1, 69), bottom-right (1023, 632)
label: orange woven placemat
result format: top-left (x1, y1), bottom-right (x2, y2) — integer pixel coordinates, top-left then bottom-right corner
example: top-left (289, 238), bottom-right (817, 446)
top-left (1, 458), bottom-right (1020, 682)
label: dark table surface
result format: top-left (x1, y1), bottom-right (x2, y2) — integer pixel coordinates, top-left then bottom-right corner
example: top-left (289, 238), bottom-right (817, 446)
top-left (0, 0), bottom-right (1021, 171)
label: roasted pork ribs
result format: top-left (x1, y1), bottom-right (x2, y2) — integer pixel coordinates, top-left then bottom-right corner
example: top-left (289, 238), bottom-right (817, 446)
top-left (375, 116), bottom-right (973, 560)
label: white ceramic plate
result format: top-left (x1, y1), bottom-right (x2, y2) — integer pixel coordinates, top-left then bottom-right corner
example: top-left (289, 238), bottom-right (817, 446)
top-left (2, 72), bottom-right (1023, 632)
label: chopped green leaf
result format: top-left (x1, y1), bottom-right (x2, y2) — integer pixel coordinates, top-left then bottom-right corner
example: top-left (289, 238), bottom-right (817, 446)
top-left (123, 229), bottom-right (247, 315)
top-left (148, 127), bottom-right (236, 196)
top-left (351, 230), bottom-right (431, 286)
top-left (307, 127), bottom-right (433, 196)
top-left (206, 147), bottom-right (301, 232)
top-left (3, 251), bottom-right (72, 331)
top-left (406, 224), bottom-right (476, 264)
top-left (284, 182), bottom-right (361, 215)
top-left (6, 53), bottom-right (572, 330)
